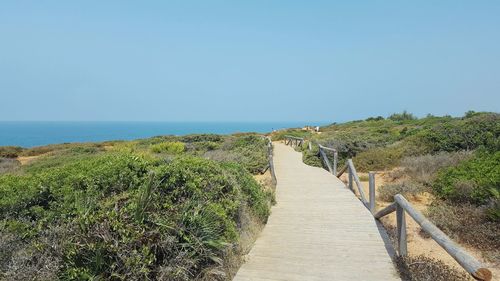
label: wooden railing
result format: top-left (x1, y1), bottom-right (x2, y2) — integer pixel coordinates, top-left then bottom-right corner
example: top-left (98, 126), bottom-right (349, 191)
top-left (266, 137), bottom-right (277, 185)
top-left (317, 144), bottom-right (338, 175)
top-left (284, 137), bottom-right (339, 176)
top-left (260, 137), bottom-right (277, 186)
top-left (283, 135), bottom-right (304, 147)
top-left (282, 136), bottom-right (492, 280)
top-left (342, 159), bottom-right (492, 281)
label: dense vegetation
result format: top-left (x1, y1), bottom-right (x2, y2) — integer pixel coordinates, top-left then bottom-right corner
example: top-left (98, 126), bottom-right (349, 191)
top-left (0, 134), bottom-right (272, 280)
top-left (273, 111), bottom-right (499, 278)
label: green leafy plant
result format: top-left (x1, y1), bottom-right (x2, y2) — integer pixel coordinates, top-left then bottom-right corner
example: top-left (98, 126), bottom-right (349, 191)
top-left (150, 141), bottom-right (186, 154)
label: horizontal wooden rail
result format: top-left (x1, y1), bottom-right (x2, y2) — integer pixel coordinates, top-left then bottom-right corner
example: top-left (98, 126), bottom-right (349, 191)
top-left (347, 159), bottom-right (368, 205)
top-left (311, 143), bottom-right (338, 175)
top-left (375, 194), bottom-right (492, 281)
top-left (284, 135), bottom-right (305, 140)
top-left (317, 144), bottom-right (336, 152)
top-left (336, 164), bottom-right (348, 177)
top-left (284, 135), bottom-right (304, 147)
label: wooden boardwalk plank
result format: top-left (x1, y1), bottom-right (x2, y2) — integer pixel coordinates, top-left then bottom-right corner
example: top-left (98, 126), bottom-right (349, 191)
top-left (233, 142), bottom-right (400, 281)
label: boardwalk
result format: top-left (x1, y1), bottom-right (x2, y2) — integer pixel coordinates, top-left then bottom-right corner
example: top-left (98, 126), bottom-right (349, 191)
top-left (233, 142), bottom-right (400, 281)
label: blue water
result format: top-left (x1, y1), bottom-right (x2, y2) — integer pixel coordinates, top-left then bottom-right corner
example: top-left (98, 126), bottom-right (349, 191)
top-left (0, 121), bottom-right (321, 148)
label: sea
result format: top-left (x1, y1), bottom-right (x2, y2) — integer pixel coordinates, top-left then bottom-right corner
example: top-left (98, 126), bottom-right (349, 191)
top-left (0, 121), bottom-right (325, 148)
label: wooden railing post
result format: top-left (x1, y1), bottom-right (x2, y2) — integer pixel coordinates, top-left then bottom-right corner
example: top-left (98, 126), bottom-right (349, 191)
top-left (369, 172), bottom-right (375, 214)
top-left (333, 151), bottom-right (338, 176)
top-left (396, 204), bottom-right (407, 256)
top-left (348, 164), bottom-right (353, 191)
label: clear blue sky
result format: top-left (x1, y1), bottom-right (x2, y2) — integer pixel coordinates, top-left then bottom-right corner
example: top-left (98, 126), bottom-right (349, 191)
top-left (1, 1), bottom-right (499, 122)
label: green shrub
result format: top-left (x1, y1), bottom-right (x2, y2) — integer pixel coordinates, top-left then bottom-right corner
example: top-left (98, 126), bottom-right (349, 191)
top-left (59, 157), bottom-right (269, 280)
top-left (205, 135), bottom-right (268, 174)
top-left (433, 151), bottom-right (500, 204)
top-left (302, 149), bottom-right (322, 167)
top-left (378, 181), bottom-right (427, 202)
top-left (352, 145), bottom-right (405, 172)
top-left (388, 110), bottom-right (417, 122)
top-left (0, 148), bottom-right (271, 280)
top-left (0, 152), bottom-right (150, 221)
top-left (415, 113), bottom-right (499, 153)
top-left (20, 143), bottom-right (105, 157)
top-left (150, 141), bottom-right (185, 154)
top-left (179, 134), bottom-right (224, 143)
top-left (22, 146), bottom-right (105, 174)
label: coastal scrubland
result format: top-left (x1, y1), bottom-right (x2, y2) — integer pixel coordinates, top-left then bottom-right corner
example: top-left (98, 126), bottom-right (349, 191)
top-left (274, 111), bottom-right (499, 280)
top-left (0, 134), bottom-right (273, 280)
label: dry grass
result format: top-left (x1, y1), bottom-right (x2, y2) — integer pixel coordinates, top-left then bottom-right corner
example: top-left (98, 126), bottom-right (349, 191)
top-left (400, 152), bottom-right (471, 185)
top-left (395, 255), bottom-right (474, 281)
top-left (382, 225), bottom-right (474, 281)
top-left (426, 201), bottom-right (500, 262)
top-left (0, 158), bottom-right (20, 174)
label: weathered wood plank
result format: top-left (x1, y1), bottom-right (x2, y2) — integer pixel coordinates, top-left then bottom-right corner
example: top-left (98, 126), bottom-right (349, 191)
top-left (394, 195), bottom-right (492, 281)
top-left (336, 164), bottom-right (348, 177)
top-left (233, 143), bottom-right (400, 281)
top-left (369, 172), bottom-right (376, 213)
top-left (396, 204), bottom-right (407, 256)
top-left (347, 159), bottom-right (368, 204)
top-left (374, 202), bottom-right (397, 219)
top-left (319, 148), bottom-right (333, 174)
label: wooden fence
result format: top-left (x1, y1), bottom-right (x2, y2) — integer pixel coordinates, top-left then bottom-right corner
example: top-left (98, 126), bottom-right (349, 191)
top-left (283, 136), bottom-right (338, 176)
top-left (260, 137), bottom-right (277, 186)
top-left (283, 135), bottom-right (492, 280)
top-left (341, 159), bottom-right (492, 281)
top-left (266, 137), bottom-right (277, 185)
top-left (283, 135), bottom-right (304, 147)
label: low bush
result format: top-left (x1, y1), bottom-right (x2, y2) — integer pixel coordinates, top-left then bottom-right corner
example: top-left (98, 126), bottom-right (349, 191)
top-left (378, 181), bottom-right (427, 202)
top-left (395, 255), bottom-right (473, 281)
top-left (352, 145), bottom-right (405, 172)
top-left (179, 134), bottom-right (224, 143)
top-left (388, 110), bottom-right (417, 122)
top-left (414, 113), bottom-right (499, 153)
top-left (0, 158), bottom-right (20, 175)
top-left (427, 201), bottom-right (500, 261)
top-left (302, 149), bottom-right (322, 167)
top-left (22, 146), bottom-right (105, 174)
top-left (20, 143), bottom-right (105, 157)
top-left (433, 151), bottom-right (500, 204)
top-left (0, 146), bottom-right (24, 158)
top-left (206, 135), bottom-right (268, 174)
top-left (400, 152), bottom-right (471, 186)
top-left (150, 141), bottom-right (185, 154)
top-left (0, 151), bottom-right (271, 280)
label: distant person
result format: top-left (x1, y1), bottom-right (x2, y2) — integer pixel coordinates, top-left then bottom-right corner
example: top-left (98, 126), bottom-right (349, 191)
top-left (315, 126), bottom-right (320, 132)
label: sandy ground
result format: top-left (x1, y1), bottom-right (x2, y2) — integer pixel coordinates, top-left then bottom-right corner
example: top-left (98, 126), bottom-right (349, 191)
top-left (340, 170), bottom-right (499, 279)
top-left (16, 155), bottom-right (40, 165)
